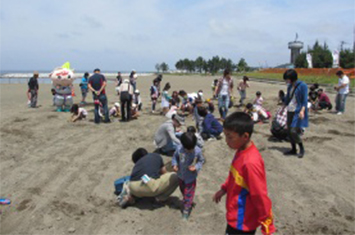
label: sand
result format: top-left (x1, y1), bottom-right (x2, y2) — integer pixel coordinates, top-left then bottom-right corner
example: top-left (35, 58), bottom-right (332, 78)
top-left (0, 75), bottom-right (354, 235)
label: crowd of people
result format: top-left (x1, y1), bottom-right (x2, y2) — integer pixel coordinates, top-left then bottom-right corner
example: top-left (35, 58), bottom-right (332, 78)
top-left (26, 68), bottom-right (351, 235)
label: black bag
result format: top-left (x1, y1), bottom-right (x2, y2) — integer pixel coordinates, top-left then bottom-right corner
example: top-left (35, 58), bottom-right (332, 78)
top-left (270, 120), bottom-right (288, 140)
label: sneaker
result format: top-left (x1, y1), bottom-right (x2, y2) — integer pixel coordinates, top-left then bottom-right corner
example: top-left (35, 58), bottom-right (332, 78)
top-left (337, 112), bottom-right (343, 115)
top-left (117, 182), bottom-right (131, 208)
top-left (182, 210), bottom-right (190, 221)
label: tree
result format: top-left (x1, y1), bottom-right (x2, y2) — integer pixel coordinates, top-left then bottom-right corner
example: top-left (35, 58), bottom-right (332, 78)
top-left (236, 58), bottom-right (249, 72)
top-left (160, 62), bottom-right (169, 73)
top-left (310, 41), bottom-right (332, 68)
top-left (175, 60), bottom-right (184, 70)
top-left (155, 63), bottom-right (161, 73)
top-left (295, 52), bottom-right (308, 68)
top-left (340, 49), bottom-right (355, 68)
top-left (195, 56), bottom-right (205, 73)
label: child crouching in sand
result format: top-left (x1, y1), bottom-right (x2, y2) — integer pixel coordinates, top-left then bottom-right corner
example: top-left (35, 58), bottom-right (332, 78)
top-left (172, 132), bottom-right (205, 220)
top-left (109, 102), bottom-right (121, 117)
top-left (213, 112), bottom-right (275, 235)
top-left (70, 104), bottom-right (87, 122)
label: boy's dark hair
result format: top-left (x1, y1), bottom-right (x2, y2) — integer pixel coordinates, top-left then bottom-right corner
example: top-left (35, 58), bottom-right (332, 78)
top-left (163, 82), bottom-right (171, 91)
top-left (180, 132), bottom-right (197, 150)
top-left (318, 88), bottom-right (323, 92)
top-left (51, 88), bottom-right (56, 95)
top-left (279, 90), bottom-right (285, 97)
top-left (132, 148), bottom-right (148, 163)
top-left (336, 70), bottom-right (344, 76)
top-left (313, 83), bottom-right (319, 89)
top-left (223, 69), bottom-right (230, 77)
top-left (197, 106), bottom-right (208, 117)
top-left (178, 90), bottom-right (187, 96)
top-left (246, 103), bottom-right (253, 110)
top-left (243, 76), bottom-right (249, 81)
top-left (84, 72), bottom-right (89, 78)
top-left (283, 69), bottom-right (298, 82)
top-left (224, 112), bottom-right (254, 138)
top-left (195, 98), bottom-right (202, 104)
top-left (71, 104), bottom-right (79, 114)
top-left (187, 126), bottom-right (196, 133)
top-left (170, 99), bottom-right (176, 106)
top-left (256, 91), bottom-right (261, 96)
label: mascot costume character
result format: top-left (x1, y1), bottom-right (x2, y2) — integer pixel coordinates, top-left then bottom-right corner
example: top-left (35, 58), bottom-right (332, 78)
top-left (49, 62), bottom-right (75, 112)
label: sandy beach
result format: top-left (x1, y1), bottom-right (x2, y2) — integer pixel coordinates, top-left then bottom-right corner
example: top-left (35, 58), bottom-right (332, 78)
top-left (0, 75), bottom-right (354, 234)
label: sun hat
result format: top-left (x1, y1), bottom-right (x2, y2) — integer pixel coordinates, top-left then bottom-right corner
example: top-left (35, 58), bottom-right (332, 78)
top-left (134, 90), bottom-right (140, 94)
top-left (114, 102), bottom-right (120, 107)
top-left (123, 79), bottom-right (130, 83)
top-left (172, 114), bottom-right (185, 125)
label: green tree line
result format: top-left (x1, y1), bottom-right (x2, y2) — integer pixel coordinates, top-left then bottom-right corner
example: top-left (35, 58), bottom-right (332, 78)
top-left (295, 41), bottom-right (354, 69)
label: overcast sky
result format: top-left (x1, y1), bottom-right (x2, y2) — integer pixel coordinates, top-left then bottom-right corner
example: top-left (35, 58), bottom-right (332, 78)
top-left (0, 0), bottom-right (354, 71)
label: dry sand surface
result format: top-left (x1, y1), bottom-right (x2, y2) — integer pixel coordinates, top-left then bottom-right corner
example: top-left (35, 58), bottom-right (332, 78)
top-left (0, 75), bottom-right (354, 235)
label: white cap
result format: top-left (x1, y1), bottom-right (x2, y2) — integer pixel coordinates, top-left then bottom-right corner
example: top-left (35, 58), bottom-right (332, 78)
top-left (114, 102), bottom-right (120, 107)
top-left (135, 89), bottom-right (140, 94)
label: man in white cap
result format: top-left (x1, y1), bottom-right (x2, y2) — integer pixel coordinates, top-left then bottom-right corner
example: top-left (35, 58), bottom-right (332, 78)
top-left (154, 114), bottom-right (185, 156)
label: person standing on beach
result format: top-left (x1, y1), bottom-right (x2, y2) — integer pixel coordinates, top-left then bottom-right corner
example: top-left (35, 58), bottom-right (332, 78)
top-left (334, 70), bottom-right (350, 115)
top-left (80, 72), bottom-right (89, 104)
top-left (119, 79), bottom-right (134, 122)
top-left (214, 69), bottom-right (233, 120)
top-left (129, 70), bottom-right (138, 91)
top-left (237, 76), bottom-right (250, 107)
top-left (28, 71), bottom-right (39, 108)
top-left (88, 68), bottom-right (110, 124)
top-left (283, 69), bottom-right (308, 158)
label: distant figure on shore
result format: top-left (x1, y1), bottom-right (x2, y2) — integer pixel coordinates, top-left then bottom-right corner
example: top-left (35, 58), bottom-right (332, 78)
top-left (150, 80), bottom-right (159, 113)
top-left (80, 72), bottom-right (89, 105)
top-left (334, 70), bottom-right (349, 115)
top-left (28, 71), bottom-right (39, 108)
top-left (88, 68), bottom-right (110, 124)
top-left (129, 70), bottom-right (138, 91)
top-left (214, 69), bottom-right (233, 120)
top-left (153, 74), bottom-right (163, 97)
top-left (237, 76), bottom-right (250, 107)
top-left (115, 72), bottom-right (123, 96)
top-left (283, 69), bottom-right (308, 158)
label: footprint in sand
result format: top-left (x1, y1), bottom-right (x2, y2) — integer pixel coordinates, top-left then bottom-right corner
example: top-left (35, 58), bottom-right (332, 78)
top-left (303, 136), bottom-right (332, 144)
top-left (309, 116), bottom-right (330, 124)
top-left (17, 199), bottom-right (32, 211)
top-left (328, 129), bottom-right (355, 137)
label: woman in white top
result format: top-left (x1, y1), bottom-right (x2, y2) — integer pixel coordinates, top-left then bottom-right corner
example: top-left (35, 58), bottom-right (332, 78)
top-left (214, 69), bottom-right (233, 120)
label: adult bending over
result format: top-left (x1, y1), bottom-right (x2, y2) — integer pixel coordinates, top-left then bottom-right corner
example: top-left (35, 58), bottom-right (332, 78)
top-left (154, 114), bottom-right (185, 156)
top-left (120, 79), bottom-right (134, 122)
top-left (118, 148), bottom-right (179, 208)
top-left (283, 69), bottom-right (308, 158)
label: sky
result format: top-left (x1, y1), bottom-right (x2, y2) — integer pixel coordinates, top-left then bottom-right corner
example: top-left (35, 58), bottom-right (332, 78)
top-left (0, 0), bottom-right (354, 71)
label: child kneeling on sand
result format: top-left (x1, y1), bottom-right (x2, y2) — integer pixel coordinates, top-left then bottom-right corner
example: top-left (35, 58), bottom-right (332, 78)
top-left (213, 112), bottom-right (275, 235)
top-left (70, 104), bottom-right (87, 122)
top-left (172, 132), bottom-right (205, 220)
top-left (197, 106), bottom-right (223, 140)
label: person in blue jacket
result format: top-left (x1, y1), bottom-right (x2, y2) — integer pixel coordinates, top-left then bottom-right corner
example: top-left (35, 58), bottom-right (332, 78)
top-left (80, 72), bottom-right (89, 104)
top-left (197, 106), bottom-right (223, 140)
top-left (283, 69), bottom-right (308, 158)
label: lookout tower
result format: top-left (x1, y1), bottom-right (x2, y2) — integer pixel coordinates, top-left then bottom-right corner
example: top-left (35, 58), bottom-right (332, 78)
top-left (288, 33), bottom-right (304, 64)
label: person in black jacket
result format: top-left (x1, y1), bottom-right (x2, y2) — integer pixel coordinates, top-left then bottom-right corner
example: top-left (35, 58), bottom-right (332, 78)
top-left (28, 71), bottom-right (39, 108)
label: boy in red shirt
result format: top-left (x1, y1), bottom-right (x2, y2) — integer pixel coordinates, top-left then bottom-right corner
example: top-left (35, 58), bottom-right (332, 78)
top-left (213, 112), bottom-right (275, 235)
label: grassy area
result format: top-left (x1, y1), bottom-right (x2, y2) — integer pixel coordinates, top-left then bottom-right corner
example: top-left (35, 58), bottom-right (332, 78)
top-left (245, 72), bottom-right (355, 87)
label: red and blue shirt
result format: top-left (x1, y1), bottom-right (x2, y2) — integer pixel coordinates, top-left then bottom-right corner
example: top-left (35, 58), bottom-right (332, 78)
top-left (221, 143), bottom-right (275, 234)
